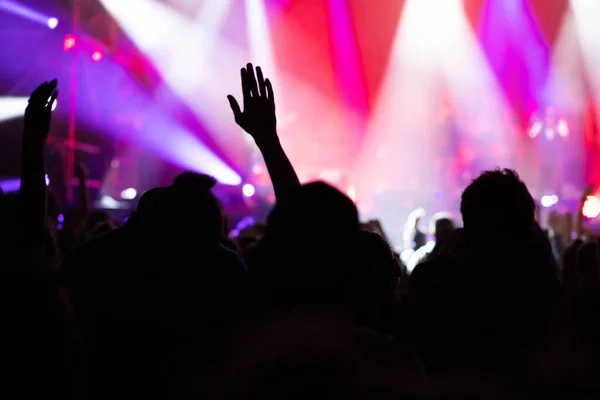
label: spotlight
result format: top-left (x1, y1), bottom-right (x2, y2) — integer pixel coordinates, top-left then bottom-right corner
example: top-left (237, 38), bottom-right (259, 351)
top-left (120, 187), bottom-right (137, 200)
top-left (63, 34), bottom-right (76, 52)
top-left (91, 51), bottom-right (103, 62)
top-left (99, 195), bottom-right (121, 209)
top-left (557, 120), bottom-right (569, 137)
top-left (528, 121), bottom-right (542, 138)
top-left (242, 183), bottom-right (255, 197)
top-left (582, 196), bottom-right (600, 219)
top-left (541, 194), bottom-right (558, 208)
top-left (45, 174), bottom-right (50, 186)
top-left (47, 17), bottom-right (58, 29)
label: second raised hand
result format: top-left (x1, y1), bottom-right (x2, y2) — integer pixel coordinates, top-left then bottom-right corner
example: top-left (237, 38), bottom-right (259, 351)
top-left (227, 63), bottom-right (277, 146)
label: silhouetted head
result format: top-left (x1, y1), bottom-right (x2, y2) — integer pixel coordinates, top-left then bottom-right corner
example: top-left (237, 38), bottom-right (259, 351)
top-left (136, 187), bottom-right (165, 215)
top-left (267, 181), bottom-right (359, 253)
top-left (150, 172), bottom-right (222, 249)
top-left (261, 182), bottom-right (360, 304)
top-left (428, 212), bottom-right (455, 241)
top-left (461, 169), bottom-right (535, 246)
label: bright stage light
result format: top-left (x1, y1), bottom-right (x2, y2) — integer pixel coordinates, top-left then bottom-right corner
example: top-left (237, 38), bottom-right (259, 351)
top-left (47, 17), bottom-right (58, 29)
top-left (0, 97), bottom-right (28, 122)
top-left (99, 0), bottom-right (248, 163)
top-left (0, 95), bottom-right (57, 122)
top-left (246, 0), bottom-right (277, 82)
top-left (242, 183), bottom-right (255, 197)
top-left (100, 0), bottom-right (351, 186)
top-left (120, 187), bottom-right (137, 200)
top-left (98, 195), bottom-right (122, 210)
top-left (356, 0), bottom-right (515, 247)
top-left (64, 34), bottom-right (76, 52)
top-left (557, 120), bottom-right (569, 137)
top-left (92, 51), bottom-right (104, 62)
top-left (571, 0), bottom-right (600, 94)
top-left (583, 196), bottom-right (600, 219)
top-left (0, 1), bottom-right (59, 30)
top-left (529, 121), bottom-right (543, 138)
top-left (541, 194), bottom-right (558, 208)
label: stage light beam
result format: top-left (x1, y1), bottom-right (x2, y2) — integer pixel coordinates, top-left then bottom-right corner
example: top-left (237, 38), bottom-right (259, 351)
top-left (0, 1), bottom-right (59, 29)
top-left (0, 97), bottom-right (28, 122)
top-left (570, 0), bottom-right (600, 94)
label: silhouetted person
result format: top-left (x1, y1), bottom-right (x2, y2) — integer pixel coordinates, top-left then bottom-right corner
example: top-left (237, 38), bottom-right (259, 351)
top-left (407, 212), bottom-right (456, 273)
top-left (409, 169), bottom-right (559, 376)
top-left (352, 230), bottom-right (403, 331)
top-left (61, 173), bottom-right (247, 399)
top-left (250, 181), bottom-right (359, 314)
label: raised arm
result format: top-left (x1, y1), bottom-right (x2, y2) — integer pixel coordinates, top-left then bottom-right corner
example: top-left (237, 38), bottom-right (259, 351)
top-left (74, 162), bottom-right (90, 222)
top-left (17, 80), bottom-right (58, 265)
top-left (227, 63), bottom-right (300, 202)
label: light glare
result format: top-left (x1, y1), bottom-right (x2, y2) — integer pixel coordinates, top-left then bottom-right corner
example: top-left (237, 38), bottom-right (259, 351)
top-left (121, 187), bottom-right (138, 200)
top-left (47, 17), bottom-right (58, 29)
top-left (242, 183), bottom-right (255, 197)
top-left (582, 196), bottom-right (600, 219)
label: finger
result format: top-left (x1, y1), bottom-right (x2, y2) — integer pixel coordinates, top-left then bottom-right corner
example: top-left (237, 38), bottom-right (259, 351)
top-left (265, 78), bottom-right (275, 109)
top-left (29, 82), bottom-right (49, 103)
top-left (256, 66), bottom-right (266, 98)
top-left (241, 68), bottom-right (250, 104)
top-left (48, 90), bottom-right (58, 110)
top-left (246, 63), bottom-right (259, 97)
top-left (227, 95), bottom-right (242, 122)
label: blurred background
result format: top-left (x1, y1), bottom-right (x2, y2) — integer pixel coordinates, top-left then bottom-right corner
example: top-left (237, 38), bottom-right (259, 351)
top-left (1, 0), bottom-right (600, 247)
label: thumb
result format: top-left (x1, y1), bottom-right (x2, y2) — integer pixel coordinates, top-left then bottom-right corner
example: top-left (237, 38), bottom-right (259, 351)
top-left (227, 95), bottom-right (242, 122)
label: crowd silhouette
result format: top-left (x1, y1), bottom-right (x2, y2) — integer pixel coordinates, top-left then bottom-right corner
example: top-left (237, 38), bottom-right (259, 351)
top-left (1, 63), bottom-right (600, 399)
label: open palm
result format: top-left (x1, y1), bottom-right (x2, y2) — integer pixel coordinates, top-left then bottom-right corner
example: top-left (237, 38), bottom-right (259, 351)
top-left (227, 63), bottom-right (277, 146)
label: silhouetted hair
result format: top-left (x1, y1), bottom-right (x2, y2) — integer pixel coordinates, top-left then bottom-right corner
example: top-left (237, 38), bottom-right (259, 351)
top-left (259, 182), bottom-right (360, 305)
top-left (428, 212), bottom-right (455, 238)
top-left (267, 181), bottom-right (359, 245)
top-left (461, 169), bottom-right (535, 242)
top-left (150, 172), bottom-right (222, 246)
top-left (136, 187), bottom-right (165, 215)
top-left (173, 172), bottom-right (217, 191)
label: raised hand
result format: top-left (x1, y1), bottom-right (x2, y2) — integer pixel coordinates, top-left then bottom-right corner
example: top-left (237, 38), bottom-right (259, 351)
top-left (227, 63), bottom-right (277, 146)
top-left (24, 80), bottom-right (58, 144)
